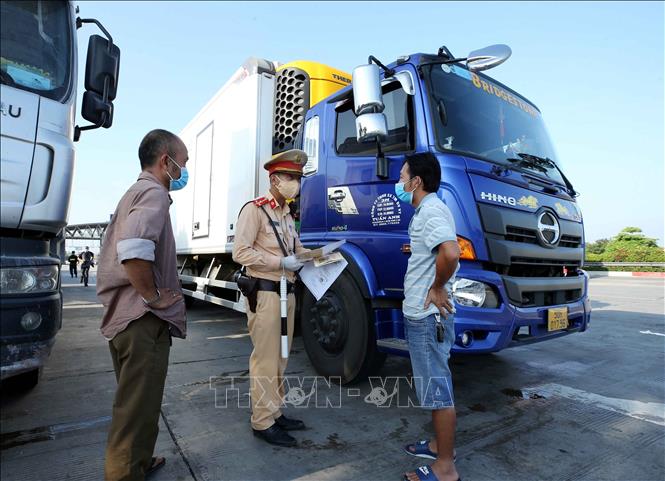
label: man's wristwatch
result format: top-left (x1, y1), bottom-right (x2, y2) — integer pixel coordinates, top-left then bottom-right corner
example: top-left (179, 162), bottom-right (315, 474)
top-left (142, 289), bottom-right (161, 306)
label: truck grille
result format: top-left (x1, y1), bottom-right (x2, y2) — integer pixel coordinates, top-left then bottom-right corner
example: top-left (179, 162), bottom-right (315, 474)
top-left (517, 287), bottom-right (583, 307)
top-left (505, 226), bottom-right (538, 244)
top-left (501, 273), bottom-right (585, 307)
top-left (273, 67), bottom-right (310, 153)
top-left (488, 258), bottom-right (580, 278)
top-left (560, 235), bottom-right (582, 248)
top-left (505, 226), bottom-right (581, 249)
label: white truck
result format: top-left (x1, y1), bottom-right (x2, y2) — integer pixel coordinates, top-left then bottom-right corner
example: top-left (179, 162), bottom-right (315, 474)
top-left (0, 0), bottom-right (120, 386)
top-left (171, 58), bottom-right (349, 311)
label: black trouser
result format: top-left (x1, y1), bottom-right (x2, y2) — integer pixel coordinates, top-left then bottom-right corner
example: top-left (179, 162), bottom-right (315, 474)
top-left (81, 265), bottom-right (90, 286)
top-left (69, 264), bottom-right (77, 278)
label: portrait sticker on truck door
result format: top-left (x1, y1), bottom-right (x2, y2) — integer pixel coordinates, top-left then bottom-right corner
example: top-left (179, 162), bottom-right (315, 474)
top-left (371, 193), bottom-right (402, 227)
top-left (327, 187), bottom-right (359, 215)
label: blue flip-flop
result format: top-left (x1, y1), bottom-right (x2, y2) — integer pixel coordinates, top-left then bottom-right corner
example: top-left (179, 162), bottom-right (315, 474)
top-left (404, 440), bottom-right (436, 460)
top-left (402, 465), bottom-right (462, 481)
top-left (403, 441), bottom-right (457, 462)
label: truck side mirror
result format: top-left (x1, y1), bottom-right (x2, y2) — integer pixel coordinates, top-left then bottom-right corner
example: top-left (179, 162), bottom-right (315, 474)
top-left (74, 19), bottom-right (120, 141)
top-left (352, 63), bottom-right (388, 142)
top-left (355, 113), bottom-right (387, 143)
top-left (466, 44), bottom-right (512, 72)
top-left (352, 63), bottom-right (389, 178)
top-left (81, 91), bottom-right (113, 127)
top-left (84, 34), bottom-right (120, 101)
top-left (353, 64), bottom-right (384, 115)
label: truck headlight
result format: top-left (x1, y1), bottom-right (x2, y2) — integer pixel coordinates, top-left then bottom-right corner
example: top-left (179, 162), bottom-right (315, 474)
top-left (21, 312), bottom-right (43, 331)
top-left (452, 278), bottom-right (499, 308)
top-left (0, 266), bottom-right (59, 295)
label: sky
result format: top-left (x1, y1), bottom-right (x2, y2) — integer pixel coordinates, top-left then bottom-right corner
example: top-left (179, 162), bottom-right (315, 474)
top-left (70, 1), bottom-right (665, 244)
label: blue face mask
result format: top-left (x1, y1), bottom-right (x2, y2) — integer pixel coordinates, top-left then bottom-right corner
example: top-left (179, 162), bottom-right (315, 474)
top-left (395, 177), bottom-right (417, 204)
top-left (166, 155), bottom-right (188, 191)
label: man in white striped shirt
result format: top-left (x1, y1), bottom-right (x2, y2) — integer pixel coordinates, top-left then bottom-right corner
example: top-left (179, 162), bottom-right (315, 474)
top-left (397, 152), bottom-right (461, 481)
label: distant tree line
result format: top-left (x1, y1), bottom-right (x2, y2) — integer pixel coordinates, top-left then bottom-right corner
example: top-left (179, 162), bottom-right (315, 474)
top-left (586, 227), bottom-right (665, 271)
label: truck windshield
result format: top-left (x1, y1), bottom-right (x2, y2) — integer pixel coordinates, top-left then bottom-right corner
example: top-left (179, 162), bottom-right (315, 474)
top-left (0, 1), bottom-right (72, 102)
top-left (425, 63), bottom-right (565, 185)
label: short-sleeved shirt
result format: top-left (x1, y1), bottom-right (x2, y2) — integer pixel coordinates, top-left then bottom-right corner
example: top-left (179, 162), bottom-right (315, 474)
top-left (97, 171), bottom-right (186, 340)
top-left (403, 193), bottom-right (459, 320)
top-left (232, 191), bottom-right (307, 283)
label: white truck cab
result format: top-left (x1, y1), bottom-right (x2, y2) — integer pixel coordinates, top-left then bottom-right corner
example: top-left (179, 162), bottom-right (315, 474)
top-left (0, 0), bottom-right (119, 386)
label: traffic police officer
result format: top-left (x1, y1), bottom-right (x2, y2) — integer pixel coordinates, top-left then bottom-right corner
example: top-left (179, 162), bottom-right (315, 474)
top-left (232, 149), bottom-right (309, 447)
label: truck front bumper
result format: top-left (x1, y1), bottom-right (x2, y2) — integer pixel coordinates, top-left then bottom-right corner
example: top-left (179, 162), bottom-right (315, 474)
top-left (1, 339), bottom-right (56, 379)
top-left (449, 268), bottom-right (591, 353)
top-left (0, 292), bottom-right (62, 380)
top-left (375, 267), bottom-right (591, 356)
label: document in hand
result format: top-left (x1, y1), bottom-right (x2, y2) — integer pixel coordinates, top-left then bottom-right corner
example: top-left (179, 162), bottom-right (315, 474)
top-left (295, 240), bottom-right (346, 262)
top-left (299, 256), bottom-right (348, 301)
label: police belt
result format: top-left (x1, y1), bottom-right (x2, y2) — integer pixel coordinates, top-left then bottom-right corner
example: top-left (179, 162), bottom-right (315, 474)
top-left (255, 278), bottom-right (296, 295)
top-left (237, 275), bottom-right (295, 314)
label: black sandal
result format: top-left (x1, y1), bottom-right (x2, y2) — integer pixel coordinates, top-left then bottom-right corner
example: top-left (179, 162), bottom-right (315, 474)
top-left (146, 456), bottom-right (166, 478)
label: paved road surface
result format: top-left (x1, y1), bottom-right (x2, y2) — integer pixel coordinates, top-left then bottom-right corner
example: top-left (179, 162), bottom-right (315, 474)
top-left (1, 275), bottom-right (663, 481)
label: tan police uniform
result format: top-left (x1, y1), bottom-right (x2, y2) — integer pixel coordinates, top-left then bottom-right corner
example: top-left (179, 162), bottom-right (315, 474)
top-left (231, 149), bottom-right (308, 431)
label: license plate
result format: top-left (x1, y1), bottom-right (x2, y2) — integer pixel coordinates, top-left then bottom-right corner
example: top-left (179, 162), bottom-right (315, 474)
top-left (547, 307), bottom-right (569, 332)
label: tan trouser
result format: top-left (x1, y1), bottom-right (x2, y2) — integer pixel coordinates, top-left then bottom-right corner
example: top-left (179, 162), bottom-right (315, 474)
top-left (247, 290), bottom-right (295, 430)
top-left (105, 313), bottom-right (171, 481)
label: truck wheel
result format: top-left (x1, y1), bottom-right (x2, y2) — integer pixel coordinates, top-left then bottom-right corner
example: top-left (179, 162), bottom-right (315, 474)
top-left (301, 270), bottom-right (386, 385)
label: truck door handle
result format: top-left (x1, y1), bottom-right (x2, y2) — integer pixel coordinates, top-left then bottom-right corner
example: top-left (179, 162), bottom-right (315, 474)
top-left (329, 191), bottom-right (346, 202)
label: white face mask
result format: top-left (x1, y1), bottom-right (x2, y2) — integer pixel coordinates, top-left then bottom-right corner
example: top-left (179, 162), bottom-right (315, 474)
top-left (275, 176), bottom-right (300, 200)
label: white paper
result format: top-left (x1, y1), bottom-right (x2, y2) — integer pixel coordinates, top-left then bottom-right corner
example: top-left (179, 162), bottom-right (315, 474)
top-left (296, 239), bottom-right (346, 262)
top-left (299, 257), bottom-right (348, 301)
top-left (321, 239), bottom-right (346, 256)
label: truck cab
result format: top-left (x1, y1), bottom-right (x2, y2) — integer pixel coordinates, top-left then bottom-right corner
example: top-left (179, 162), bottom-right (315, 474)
top-left (297, 51), bottom-right (591, 383)
top-left (0, 0), bottom-right (119, 385)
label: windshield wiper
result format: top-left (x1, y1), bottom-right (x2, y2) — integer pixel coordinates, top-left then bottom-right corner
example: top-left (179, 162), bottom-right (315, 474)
top-left (508, 153), bottom-right (578, 197)
top-left (0, 69), bottom-right (17, 87)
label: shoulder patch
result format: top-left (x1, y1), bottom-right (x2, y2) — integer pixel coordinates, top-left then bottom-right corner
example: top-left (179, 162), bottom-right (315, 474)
top-left (252, 197), bottom-right (270, 207)
top-left (269, 199), bottom-right (277, 209)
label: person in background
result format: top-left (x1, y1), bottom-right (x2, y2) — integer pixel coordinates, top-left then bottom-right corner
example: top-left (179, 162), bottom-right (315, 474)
top-left (68, 250), bottom-right (79, 278)
top-left (80, 246), bottom-right (95, 286)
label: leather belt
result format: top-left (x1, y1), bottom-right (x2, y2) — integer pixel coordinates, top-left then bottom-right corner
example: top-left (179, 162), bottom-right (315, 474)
top-left (255, 278), bottom-right (295, 294)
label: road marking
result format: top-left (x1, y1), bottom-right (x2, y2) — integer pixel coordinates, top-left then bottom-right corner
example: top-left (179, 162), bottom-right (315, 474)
top-left (523, 383), bottom-right (665, 427)
top-left (192, 319), bottom-right (238, 324)
top-left (63, 303), bottom-right (104, 309)
top-left (207, 333), bottom-right (249, 340)
top-left (590, 295), bottom-right (663, 301)
top-left (640, 330), bottom-right (665, 337)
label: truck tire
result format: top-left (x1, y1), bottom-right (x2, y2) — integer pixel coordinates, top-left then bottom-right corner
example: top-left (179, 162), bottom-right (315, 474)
top-left (300, 270), bottom-right (386, 385)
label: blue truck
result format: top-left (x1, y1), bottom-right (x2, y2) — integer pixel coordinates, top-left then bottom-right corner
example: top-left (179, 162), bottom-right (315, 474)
top-left (174, 46), bottom-right (591, 384)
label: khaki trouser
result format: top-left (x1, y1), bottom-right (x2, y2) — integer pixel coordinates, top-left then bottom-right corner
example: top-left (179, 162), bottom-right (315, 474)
top-left (247, 290), bottom-right (295, 430)
top-left (105, 313), bottom-right (171, 481)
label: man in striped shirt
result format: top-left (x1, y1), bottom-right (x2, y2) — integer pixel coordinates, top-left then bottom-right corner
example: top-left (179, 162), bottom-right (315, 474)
top-left (397, 152), bottom-right (461, 481)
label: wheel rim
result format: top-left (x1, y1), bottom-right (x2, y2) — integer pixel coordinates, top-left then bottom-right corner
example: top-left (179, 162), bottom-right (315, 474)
top-left (308, 292), bottom-right (348, 354)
